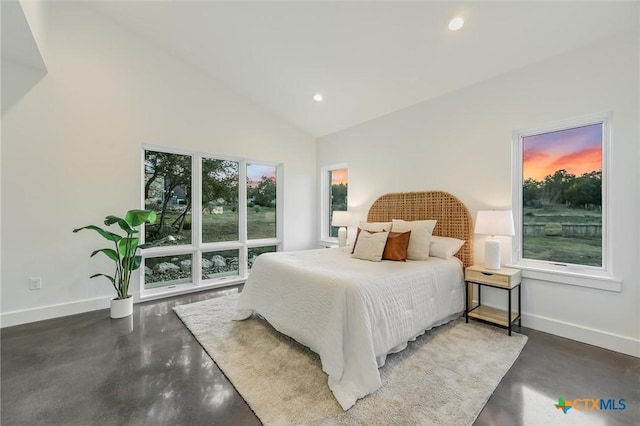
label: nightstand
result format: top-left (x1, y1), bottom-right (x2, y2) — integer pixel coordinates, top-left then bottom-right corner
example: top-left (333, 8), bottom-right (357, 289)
top-left (465, 264), bottom-right (522, 336)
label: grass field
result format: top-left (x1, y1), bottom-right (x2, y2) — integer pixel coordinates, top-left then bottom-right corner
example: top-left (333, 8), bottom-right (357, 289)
top-left (146, 207), bottom-right (276, 244)
top-left (202, 208), bottom-right (276, 242)
top-left (522, 235), bottom-right (602, 266)
top-left (523, 205), bottom-right (602, 266)
top-left (523, 205), bottom-right (601, 224)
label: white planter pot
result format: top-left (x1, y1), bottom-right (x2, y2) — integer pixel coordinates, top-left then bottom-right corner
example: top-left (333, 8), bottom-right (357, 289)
top-left (110, 296), bottom-right (133, 319)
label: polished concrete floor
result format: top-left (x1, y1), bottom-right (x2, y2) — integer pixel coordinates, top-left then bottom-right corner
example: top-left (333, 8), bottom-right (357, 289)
top-left (2, 287), bottom-right (638, 425)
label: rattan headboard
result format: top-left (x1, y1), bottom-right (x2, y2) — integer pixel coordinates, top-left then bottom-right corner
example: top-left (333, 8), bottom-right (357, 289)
top-left (367, 190), bottom-right (474, 267)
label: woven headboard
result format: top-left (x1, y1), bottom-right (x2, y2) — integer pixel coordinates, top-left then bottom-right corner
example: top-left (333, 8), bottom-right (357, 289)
top-left (367, 190), bottom-right (474, 267)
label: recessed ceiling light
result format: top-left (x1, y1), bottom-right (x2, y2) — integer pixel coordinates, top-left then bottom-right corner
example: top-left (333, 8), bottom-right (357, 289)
top-left (313, 93), bottom-right (323, 102)
top-left (448, 17), bottom-right (464, 31)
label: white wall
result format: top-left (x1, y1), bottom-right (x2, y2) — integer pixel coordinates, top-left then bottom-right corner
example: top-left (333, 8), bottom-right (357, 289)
top-left (1, 1), bottom-right (48, 116)
top-left (317, 32), bottom-right (640, 357)
top-left (1, 2), bottom-right (316, 326)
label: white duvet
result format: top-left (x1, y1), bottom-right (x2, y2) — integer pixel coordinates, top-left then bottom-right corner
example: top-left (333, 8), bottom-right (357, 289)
top-left (234, 247), bottom-right (464, 410)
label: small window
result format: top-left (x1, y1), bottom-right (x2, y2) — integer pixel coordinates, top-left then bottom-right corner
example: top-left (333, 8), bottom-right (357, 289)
top-left (320, 164), bottom-right (348, 243)
top-left (513, 113), bottom-right (609, 274)
top-left (144, 253), bottom-right (193, 290)
top-left (202, 249), bottom-right (240, 281)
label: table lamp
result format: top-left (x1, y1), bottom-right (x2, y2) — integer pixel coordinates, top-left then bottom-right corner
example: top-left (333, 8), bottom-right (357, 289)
top-left (331, 211), bottom-right (351, 247)
top-left (474, 210), bottom-right (515, 270)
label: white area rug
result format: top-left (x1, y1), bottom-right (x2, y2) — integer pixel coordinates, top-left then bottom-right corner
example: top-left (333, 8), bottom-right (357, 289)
top-left (174, 293), bottom-right (527, 426)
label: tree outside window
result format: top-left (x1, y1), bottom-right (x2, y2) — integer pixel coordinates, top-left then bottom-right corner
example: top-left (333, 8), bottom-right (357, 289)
top-left (142, 148), bottom-right (281, 292)
top-left (144, 151), bottom-right (192, 246)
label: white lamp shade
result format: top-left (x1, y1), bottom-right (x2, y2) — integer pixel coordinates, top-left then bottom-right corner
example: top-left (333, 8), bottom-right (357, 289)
top-left (331, 211), bottom-right (351, 227)
top-left (474, 210), bottom-right (515, 236)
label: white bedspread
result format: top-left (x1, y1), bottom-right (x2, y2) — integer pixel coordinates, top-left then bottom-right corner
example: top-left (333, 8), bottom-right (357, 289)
top-left (234, 247), bottom-right (464, 410)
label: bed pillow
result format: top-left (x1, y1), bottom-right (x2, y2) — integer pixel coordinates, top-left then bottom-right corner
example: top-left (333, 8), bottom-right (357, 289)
top-left (352, 230), bottom-right (389, 262)
top-left (382, 231), bottom-right (412, 261)
top-left (430, 236), bottom-right (465, 260)
top-left (358, 221), bottom-right (392, 232)
top-left (352, 222), bottom-right (392, 253)
top-left (391, 219), bottom-right (437, 260)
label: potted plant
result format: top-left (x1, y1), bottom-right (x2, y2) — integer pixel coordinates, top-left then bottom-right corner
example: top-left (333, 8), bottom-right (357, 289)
top-left (74, 209), bottom-right (157, 319)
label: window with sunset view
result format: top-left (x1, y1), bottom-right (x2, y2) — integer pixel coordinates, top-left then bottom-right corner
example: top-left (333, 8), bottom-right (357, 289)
top-left (320, 164), bottom-right (348, 244)
top-left (513, 114), bottom-right (609, 272)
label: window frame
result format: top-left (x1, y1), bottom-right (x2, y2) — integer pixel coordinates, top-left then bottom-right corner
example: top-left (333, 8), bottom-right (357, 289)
top-left (319, 163), bottom-right (348, 246)
top-left (140, 144), bottom-right (283, 299)
top-left (511, 112), bottom-right (620, 291)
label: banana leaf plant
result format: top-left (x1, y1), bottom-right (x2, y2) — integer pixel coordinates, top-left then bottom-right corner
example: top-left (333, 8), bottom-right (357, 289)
top-left (73, 210), bottom-right (157, 300)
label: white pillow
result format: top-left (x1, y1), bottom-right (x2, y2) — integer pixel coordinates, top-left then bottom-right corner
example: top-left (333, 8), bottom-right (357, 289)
top-left (430, 236), bottom-right (465, 260)
top-left (391, 219), bottom-right (437, 260)
top-left (352, 230), bottom-right (389, 262)
top-left (358, 221), bottom-right (392, 232)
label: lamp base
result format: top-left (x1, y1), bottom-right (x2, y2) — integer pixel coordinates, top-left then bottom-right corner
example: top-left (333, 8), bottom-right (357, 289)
top-left (484, 237), bottom-right (501, 270)
top-left (338, 227), bottom-right (347, 247)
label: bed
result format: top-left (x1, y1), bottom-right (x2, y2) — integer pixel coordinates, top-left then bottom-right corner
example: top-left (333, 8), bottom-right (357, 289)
top-left (235, 190), bottom-right (473, 410)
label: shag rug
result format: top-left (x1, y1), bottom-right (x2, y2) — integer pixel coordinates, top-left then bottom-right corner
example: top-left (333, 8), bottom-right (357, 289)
top-left (174, 293), bottom-right (527, 426)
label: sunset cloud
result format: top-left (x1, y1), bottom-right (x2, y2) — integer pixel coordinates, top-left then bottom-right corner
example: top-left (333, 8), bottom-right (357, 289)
top-left (331, 168), bottom-right (348, 185)
top-left (523, 149), bottom-right (551, 164)
top-left (523, 123), bottom-right (602, 180)
top-left (247, 164), bottom-right (276, 186)
top-left (248, 164), bottom-right (276, 179)
top-left (525, 147), bottom-right (601, 180)
top-left (549, 147), bottom-right (601, 174)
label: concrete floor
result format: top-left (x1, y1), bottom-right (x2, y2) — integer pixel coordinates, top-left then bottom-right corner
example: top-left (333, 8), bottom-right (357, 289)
top-left (2, 287), bottom-right (638, 425)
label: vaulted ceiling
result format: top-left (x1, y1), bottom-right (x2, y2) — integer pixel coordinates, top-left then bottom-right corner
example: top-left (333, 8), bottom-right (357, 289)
top-left (89, 1), bottom-right (638, 137)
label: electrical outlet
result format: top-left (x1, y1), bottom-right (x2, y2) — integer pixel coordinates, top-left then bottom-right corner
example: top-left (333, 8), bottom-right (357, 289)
top-left (29, 277), bottom-right (42, 290)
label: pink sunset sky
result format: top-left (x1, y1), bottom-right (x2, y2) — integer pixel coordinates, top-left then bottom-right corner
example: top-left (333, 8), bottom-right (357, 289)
top-left (331, 168), bottom-right (348, 185)
top-left (247, 164), bottom-right (276, 186)
top-left (523, 123), bottom-right (602, 181)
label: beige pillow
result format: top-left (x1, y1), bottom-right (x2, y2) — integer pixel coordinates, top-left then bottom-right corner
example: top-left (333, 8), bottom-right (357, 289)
top-left (391, 219), bottom-right (437, 260)
top-left (352, 230), bottom-right (389, 262)
top-left (430, 236), bottom-right (465, 260)
top-left (358, 221), bottom-right (392, 232)
top-left (352, 221), bottom-right (393, 253)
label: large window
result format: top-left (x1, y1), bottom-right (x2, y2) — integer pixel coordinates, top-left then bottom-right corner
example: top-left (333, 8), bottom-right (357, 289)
top-left (320, 164), bottom-right (348, 243)
top-left (512, 113), bottom-right (609, 276)
top-left (141, 146), bottom-right (282, 296)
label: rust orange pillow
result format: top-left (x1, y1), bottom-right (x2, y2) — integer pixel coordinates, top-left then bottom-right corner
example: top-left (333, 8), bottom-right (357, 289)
top-left (382, 231), bottom-right (412, 261)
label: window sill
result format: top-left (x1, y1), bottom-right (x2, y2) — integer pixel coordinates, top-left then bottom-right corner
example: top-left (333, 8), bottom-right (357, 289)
top-left (318, 239), bottom-right (338, 248)
top-left (509, 263), bottom-right (621, 292)
top-left (139, 277), bottom-right (246, 302)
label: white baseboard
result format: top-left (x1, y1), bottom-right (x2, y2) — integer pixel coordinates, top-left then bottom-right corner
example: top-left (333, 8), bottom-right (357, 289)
top-left (1, 281), bottom-right (242, 328)
top-left (1, 296), bottom-right (111, 328)
top-left (522, 312), bottom-right (640, 358)
top-left (471, 299), bottom-right (639, 358)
